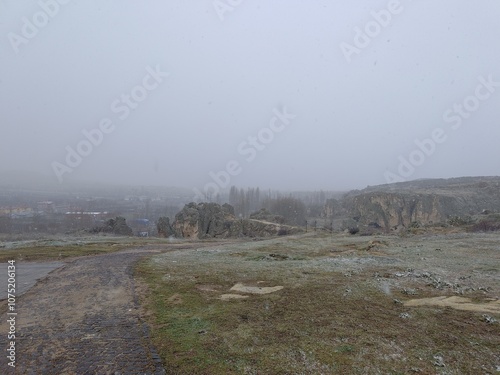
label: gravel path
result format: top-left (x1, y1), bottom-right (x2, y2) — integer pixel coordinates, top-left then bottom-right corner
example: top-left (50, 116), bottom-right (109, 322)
top-left (0, 249), bottom-right (166, 374)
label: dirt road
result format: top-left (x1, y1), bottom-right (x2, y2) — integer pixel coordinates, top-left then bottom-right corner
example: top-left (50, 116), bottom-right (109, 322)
top-left (0, 249), bottom-right (166, 374)
top-left (0, 262), bottom-right (65, 300)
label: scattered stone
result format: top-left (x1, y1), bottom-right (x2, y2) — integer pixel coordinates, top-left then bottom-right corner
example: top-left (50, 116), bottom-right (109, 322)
top-left (479, 286), bottom-right (492, 292)
top-left (399, 312), bottom-right (411, 319)
top-left (230, 283), bottom-right (284, 295)
top-left (405, 296), bottom-right (500, 314)
top-left (267, 253), bottom-right (289, 261)
top-left (401, 288), bottom-right (418, 295)
top-left (433, 355), bottom-right (445, 367)
top-left (366, 240), bottom-right (387, 250)
top-left (380, 282), bottom-right (391, 296)
top-left (482, 314), bottom-right (498, 324)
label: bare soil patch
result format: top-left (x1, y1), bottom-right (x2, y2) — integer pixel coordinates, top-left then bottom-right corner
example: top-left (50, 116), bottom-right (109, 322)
top-left (230, 283), bottom-right (284, 295)
top-left (405, 296), bottom-right (500, 314)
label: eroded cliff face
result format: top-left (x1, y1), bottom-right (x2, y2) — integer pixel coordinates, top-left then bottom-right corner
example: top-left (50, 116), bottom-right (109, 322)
top-left (324, 177), bottom-right (500, 231)
top-left (343, 193), bottom-right (455, 229)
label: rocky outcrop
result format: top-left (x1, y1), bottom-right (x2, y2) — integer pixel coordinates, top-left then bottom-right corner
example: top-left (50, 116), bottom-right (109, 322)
top-left (91, 216), bottom-right (133, 236)
top-left (324, 177), bottom-right (500, 231)
top-left (172, 202), bottom-right (232, 239)
top-left (233, 218), bottom-right (301, 237)
top-left (157, 217), bottom-right (176, 237)
top-left (172, 203), bottom-right (302, 239)
top-left (343, 192), bottom-right (454, 229)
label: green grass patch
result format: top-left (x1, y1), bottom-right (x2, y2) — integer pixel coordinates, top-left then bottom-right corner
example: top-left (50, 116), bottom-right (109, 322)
top-left (0, 244), bottom-right (120, 262)
top-left (0, 238), bottom-right (162, 262)
top-left (135, 261), bottom-right (238, 374)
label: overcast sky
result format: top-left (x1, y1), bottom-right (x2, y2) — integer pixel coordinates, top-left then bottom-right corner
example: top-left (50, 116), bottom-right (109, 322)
top-left (1, 0), bottom-right (499, 192)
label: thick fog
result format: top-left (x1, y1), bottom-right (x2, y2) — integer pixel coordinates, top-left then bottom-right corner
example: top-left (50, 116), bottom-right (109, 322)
top-left (1, 0), bottom-right (499, 192)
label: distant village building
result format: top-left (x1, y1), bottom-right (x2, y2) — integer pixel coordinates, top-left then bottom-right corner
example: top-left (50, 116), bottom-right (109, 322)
top-left (0, 206), bottom-right (34, 218)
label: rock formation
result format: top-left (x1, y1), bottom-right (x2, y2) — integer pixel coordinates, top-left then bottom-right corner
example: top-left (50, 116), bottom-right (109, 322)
top-left (91, 216), bottom-right (133, 236)
top-left (157, 217), bottom-right (176, 237)
top-left (324, 177), bottom-right (500, 231)
top-left (172, 203), bottom-right (301, 239)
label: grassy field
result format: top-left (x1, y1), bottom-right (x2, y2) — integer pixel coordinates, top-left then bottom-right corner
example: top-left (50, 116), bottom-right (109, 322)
top-left (135, 232), bottom-right (500, 374)
top-left (0, 236), bottom-right (175, 262)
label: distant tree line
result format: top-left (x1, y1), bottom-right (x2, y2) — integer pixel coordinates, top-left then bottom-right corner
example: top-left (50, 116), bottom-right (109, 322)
top-left (224, 186), bottom-right (306, 226)
top-left (228, 186), bottom-right (261, 218)
top-left (261, 197), bottom-right (306, 226)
